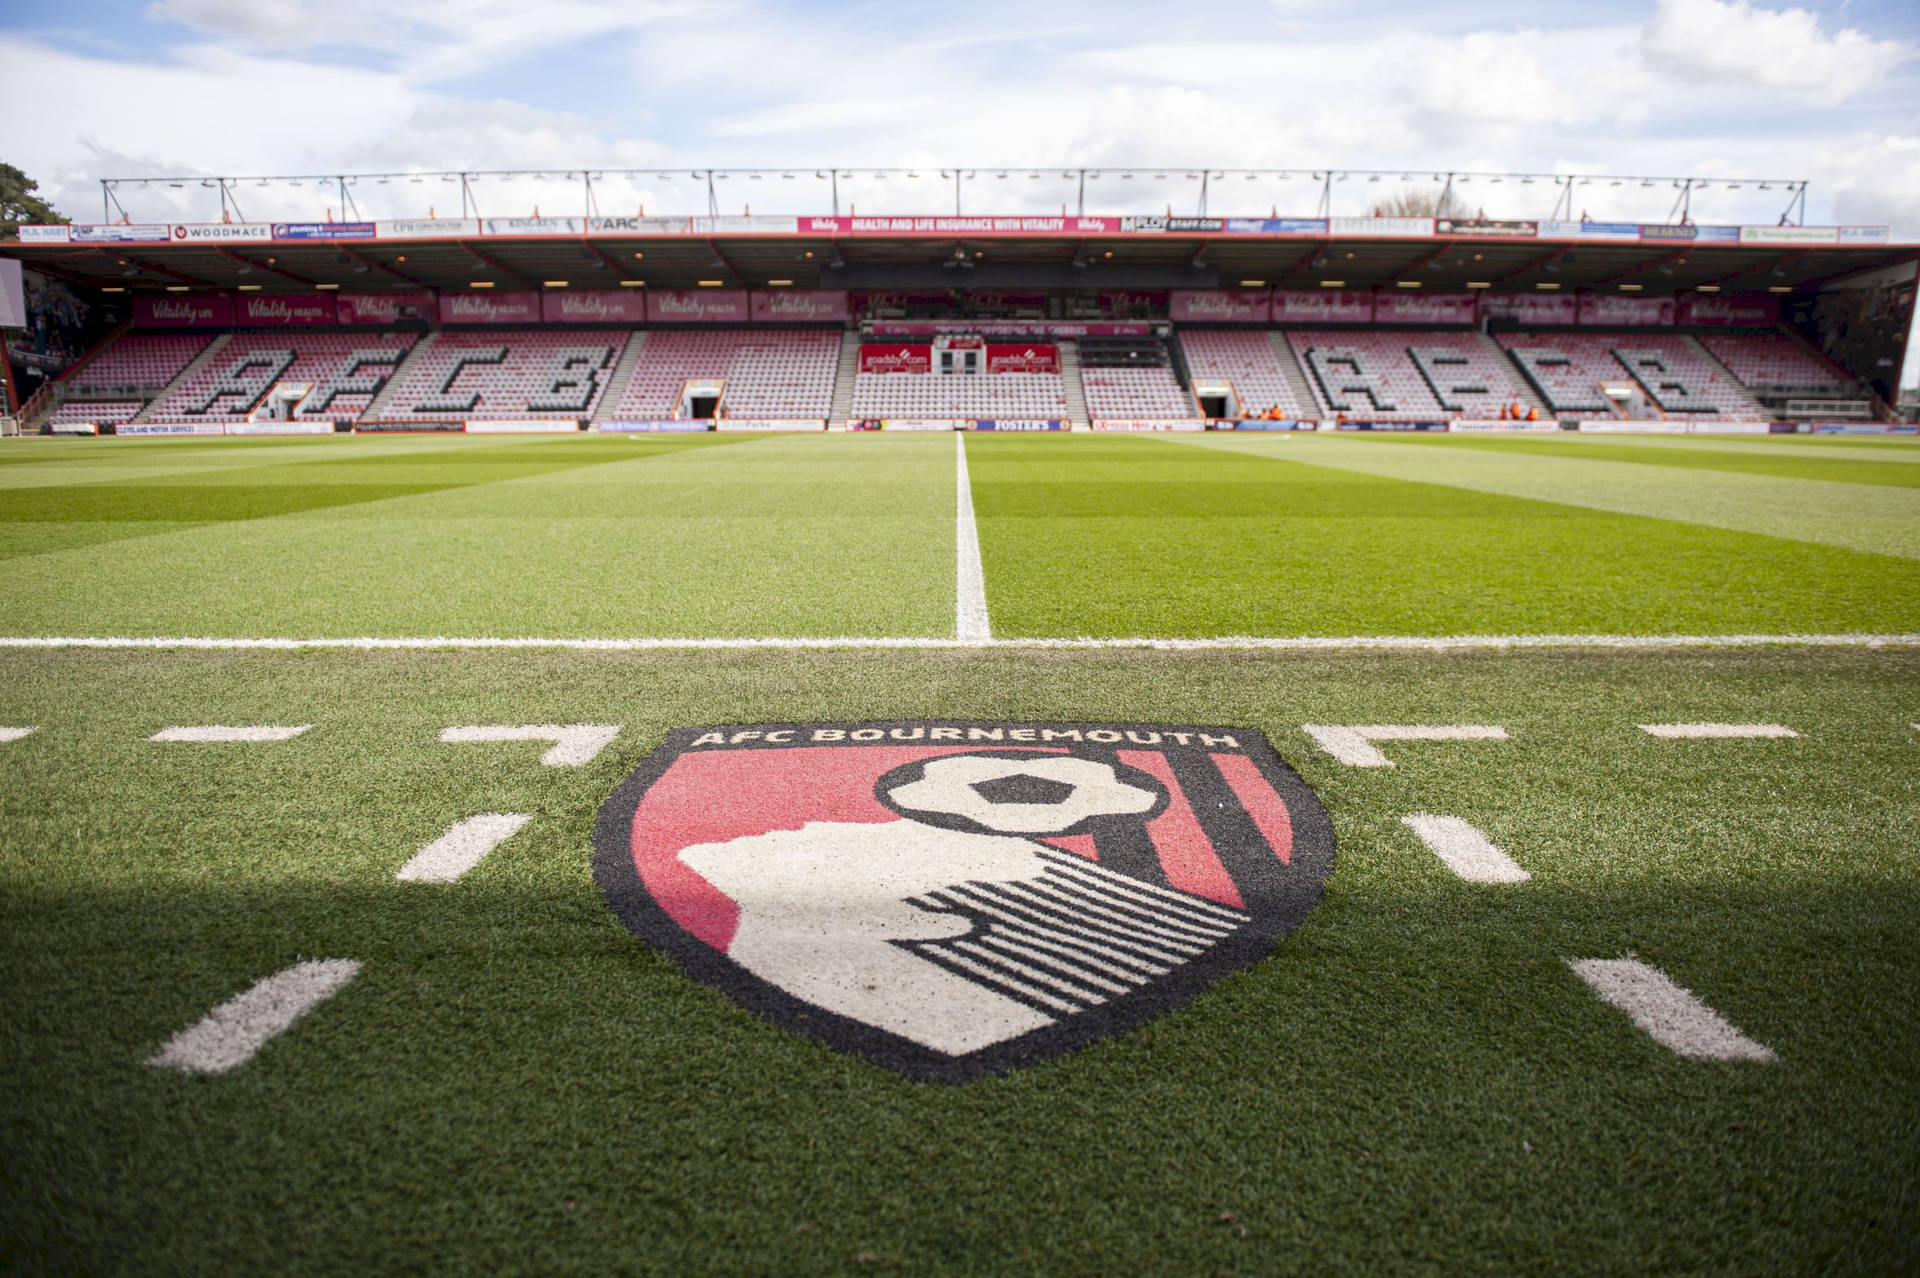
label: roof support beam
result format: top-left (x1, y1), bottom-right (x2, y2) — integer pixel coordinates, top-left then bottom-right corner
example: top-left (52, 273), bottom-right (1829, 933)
top-left (1488, 244), bottom-right (1572, 286)
top-left (1274, 240), bottom-right (1332, 286)
top-left (456, 240), bottom-right (535, 288)
top-left (95, 248), bottom-right (211, 287)
top-left (581, 238), bottom-right (638, 282)
top-left (1696, 249), bottom-right (1811, 290)
top-left (336, 243), bottom-right (429, 289)
top-left (1391, 240), bottom-right (1456, 280)
top-left (218, 247), bottom-right (313, 287)
top-left (1591, 248), bottom-right (1692, 287)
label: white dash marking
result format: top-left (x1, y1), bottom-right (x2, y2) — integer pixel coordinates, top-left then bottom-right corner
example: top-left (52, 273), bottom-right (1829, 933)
top-left (1301, 723), bottom-right (1509, 768)
top-left (148, 724), bottom-right (312, 742)
top-left (1638, 723), bottom-right (1798, 739)
top-left (0, 727), bottom-right (36, 743)
top-left (1402, 814), bottom-right (1530, 884)
top-left (954, 431), bottom-right (991, 642)
top-left (1568, 958), bottom-right (1775, 1062)
top-left (438, 723), bottom-right (620, 767)
top-left (396, 813), bottom-right (531, 883)
top-left (146, 958), bottom-right (361, 1075)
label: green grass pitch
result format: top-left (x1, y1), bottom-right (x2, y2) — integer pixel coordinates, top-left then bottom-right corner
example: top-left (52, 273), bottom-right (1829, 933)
top-left (1, 431), bottom-right (1916, 1274)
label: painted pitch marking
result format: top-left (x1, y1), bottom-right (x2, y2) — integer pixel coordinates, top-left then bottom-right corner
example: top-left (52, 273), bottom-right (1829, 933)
top-left (1301, 724), bottom-right (1509, 768)
top-left (0, 727), bottom-right (36, 743)
top-left (1568, 958), bottom-right (1776, 1062)
top-left (148, 724), bottom-right (313, 742)
top-left (438, 724), bottom-right (621, 767)
top-left (396, 813), bottom-right (531, 883)
top-left (1637, 723), bottom-right (1799, 739)
top-left (1402, 814), bottom-right (1530, 884)
top-left (146, 959), bottom-right (362, 1075)
top-left (954, 432), bottom-right (991, 641)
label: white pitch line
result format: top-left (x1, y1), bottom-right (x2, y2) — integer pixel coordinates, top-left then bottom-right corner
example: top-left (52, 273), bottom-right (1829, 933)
top-left (438, 723), bottom-right (621, 766)
top-left (955, 431), bottom-right (991, 641)
top-left (1402, 814), bottom-right (1530, 884)
top-left (0, 633), bottom-right (1913, 653)
top-left (1567, 958), bottom-right (1776, 1063)
top-left (148, 724), bottom-right (313, 742)
top-left (0, 727), bottom-right (36, 743)
top-left (1301, 723), bottom-right (1509, 768)
top-left (396, 813), bottom-right (530, 883)
top-left (1638, 722), bottom-right (1799, 739)
top-left (146, 958), bottom-right (362, 1075)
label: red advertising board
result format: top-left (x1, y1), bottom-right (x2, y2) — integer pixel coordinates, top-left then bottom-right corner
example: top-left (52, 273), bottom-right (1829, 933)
top-left (438, 291), bottom-right (541, 324)
top-left (1272, 289), bottom-right (1374, 324)
top-left (749, 289), bottom-right (851, 323)
top-left (1675, 293), bottom-right (1780, 326)
top-left (1169, 290), bottom-right (1271, 323)
top-left (1372, 291), bottom-right (1479, 325)
top-left (866, 321), bottom-right (1153, 337)
top-left (985, 344), bottom-right (1059, 374)
top-left (859, 344), bottom-right (932, 373)
top-left (236, 293), bottom-right (337, 326)
top-left (133, 296), bottom-right (234, 328)
top-left (540, 289), bottom-right (649, 324)
top-left (1577, 293), bottom-right (1676, 326)
top-left (1480, 293), bottom-right (1578, 325)
top-left (808, 216), bottom-right (1119, 235)
top-left (649, 289), bottom-right (750, 323)
top-left (337, 292), bottom-right (435, 325)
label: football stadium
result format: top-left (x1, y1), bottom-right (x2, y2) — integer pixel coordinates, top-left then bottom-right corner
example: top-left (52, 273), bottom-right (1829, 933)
top-left (3, 3), bottom-right (1919, 1272)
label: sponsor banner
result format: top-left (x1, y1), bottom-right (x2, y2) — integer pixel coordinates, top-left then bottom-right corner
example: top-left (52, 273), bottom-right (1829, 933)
top-left (1692, 224), bottom-right (1741, 243)
top-left (750, 289), bottom-right (851, 323)
top-left (336, 291), bottom-right (435, 325)
top-left (354, 420), bottom-right (465, 432)
top-left (1768, 422), bottom-right (1799, 434)
top-left (1575, 419), bottom-right (1687, 434)
top-left (225, 420), bottom-right (335, 436)
top-left (714, 419), bottom-right (828, 432)
top-left (1686, 421), bottom-right (1772, 435)
top-left (1449, 419), bottom-right (1562, 433)
top-left (541, 289), bottom-right (649, 324)
top-left (377, 218), bottom-right (480, 238)
top-left (1839, 226), bottom-right (1892, 244)
top-left (825, 216), bottom-right (1119, 235)
top-left (1223, 218), bottom-right (1327, 235)
top-left (236, 293), bottom-right (337, 326)
top-left (1090, 419), bottom-right (1206, 432)
top-left (1639, 223), bottom-right (1696, 242)
top-left (1169, 289), bottom-right (1270, 323)
top-left (865, 321), bottom-right (1153, 338)
top-left (984, 344), bottom-right (1058, 374)
top-left (1219, 419), bottom-right (1317, 430)
top-left (1809, 421), bottom-right (1918, 434)
top-left (465, 419), bottom-right (579, 434)
top-left (50, 421), bottom-right (99, 434)
top-left (1739, 225), bottom-right (1839, 245)
top-left (118, 421), bottom-right (227, 436)
top-left (690, 216), bottom-right (798, 234)
top-left (589, 216), bottom-right (692, 234)
top-left (1481, 292), bottom-right (1579, 325)
top-left (597, 420), bottom-right (711, 433)
top-left (17, 224), bottom-right (70, 243)
top-left (170, 222), bottom-right (273, 243)
top-left (438, 290), bottom-right (541, 324)
top-left (1373, 291), bottom-right (1478, 325)
top-left (1576, 293), bottom-right (1675, 326)
top-left (273, 221), bottom-right (376, 240)
top-left (967, 419), bottom-right (1068, 431)
top-left (133, 296), bottom-right (234, 328)
top-left (1333, 420), bottom-right (1449, 431)
top-left (481, 216), bottom-right (586, 236)
top-left (1119, 216), bottom-right (1225, 233)
top-left (877, 419), bottom-right (962, 431)
top-left (1675, 293), bottom-right (1779, 326)
top-left (649, 288), bottom-right (749, 323)
top-left (1328, 216), bottom-right (1432, 238)
top-left (859, 344), bottom-right (932, 374)
top-left (68, 223), bottom-right (170, 243)
top-left (1435, 218), bottom-right (1538, 237)
top-left (1539, 219), bottom-right (1639, 240)
top-left (1272, 288), bottom-right (1373, 324)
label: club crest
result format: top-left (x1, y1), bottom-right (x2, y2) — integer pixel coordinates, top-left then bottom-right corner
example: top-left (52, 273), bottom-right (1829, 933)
top-left (592, 721), bottom-right (1335, 1081)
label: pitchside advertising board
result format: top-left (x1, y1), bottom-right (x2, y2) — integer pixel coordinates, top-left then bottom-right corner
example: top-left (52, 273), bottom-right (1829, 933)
top-left (593, 720), bottom-right (1334, 1081)
top-left (967, 420), bottom-right (1069, 431)
top-left (1091, 419), bottom-right (1206, 432)
top-left (597, 420), bottom-right (711, 433)
top-left (1334, 421), bottom-right (1450, 431)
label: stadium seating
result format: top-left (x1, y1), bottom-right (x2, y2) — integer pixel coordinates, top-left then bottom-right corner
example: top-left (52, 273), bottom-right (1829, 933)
top-left (379, 330), bottom-right (629, 419)
top-left (1080, 366), bottom-right (1195, 419)
top-left (1177, 331), bottom-right (1315, 419)
top-left (1287, 330), bottom-right (1529, 419)
top-left (62, 334), bottom-right (211, 392)
top-left (1696, 333), bottom-right (1851, 394)
top-left (849, 372), bottom-right (1068, 419)
top-left (610, 330), bottom-right (838, 420)
top-left (45, 400), bottom-right (142, 426)
top-left (143, 332), bottom-right (419, 422)
top-left (1498, 332), bottom-right (1766, 418)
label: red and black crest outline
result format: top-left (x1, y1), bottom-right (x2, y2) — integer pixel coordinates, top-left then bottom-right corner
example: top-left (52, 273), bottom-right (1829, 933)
top-left (592, 721), bottom-right (1335, 1083)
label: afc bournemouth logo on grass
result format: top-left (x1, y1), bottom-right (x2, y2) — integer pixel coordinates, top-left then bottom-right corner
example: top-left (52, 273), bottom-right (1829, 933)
top-left (593, 721), bottom-right (1334, 1081)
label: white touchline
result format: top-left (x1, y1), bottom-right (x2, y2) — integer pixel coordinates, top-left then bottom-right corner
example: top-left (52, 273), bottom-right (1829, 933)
top-left (0, 727), bottom-right (36, 743)
top-left (954, 431), bottom-right (991, 642)
top-left (148, 724), bottom-right (313, 742)
top-left (1301, 724), bottom-right (1509, 768)
top-left (0, 633), bottom-right (1913, 652)
top-left (146, 958), bottom-right (362, 1075)
top-left (396, 813), bottom-right (531, 883)
top-left (1567, 958), bottom-right (1776, 1063)
top-left (1638, 723), bottom-right (1798, 739)
top-left (1402, 814), bottom-right (1530, 884)
top-left (438, 724), bottom-right (621, 767)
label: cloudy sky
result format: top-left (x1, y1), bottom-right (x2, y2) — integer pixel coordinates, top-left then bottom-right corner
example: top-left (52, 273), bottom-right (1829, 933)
top-left (2, 0), bottom-right (1917, 374)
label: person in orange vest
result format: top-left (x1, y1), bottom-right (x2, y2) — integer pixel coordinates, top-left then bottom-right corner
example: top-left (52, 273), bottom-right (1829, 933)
top-left (1527, 406), bottom-right (1540, 422)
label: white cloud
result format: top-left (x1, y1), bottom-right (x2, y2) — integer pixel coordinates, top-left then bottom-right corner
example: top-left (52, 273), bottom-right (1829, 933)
top-left (1641, 0), bottom-right (1915, 106)
top-left (145, 0), bottom-right (325, 50)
